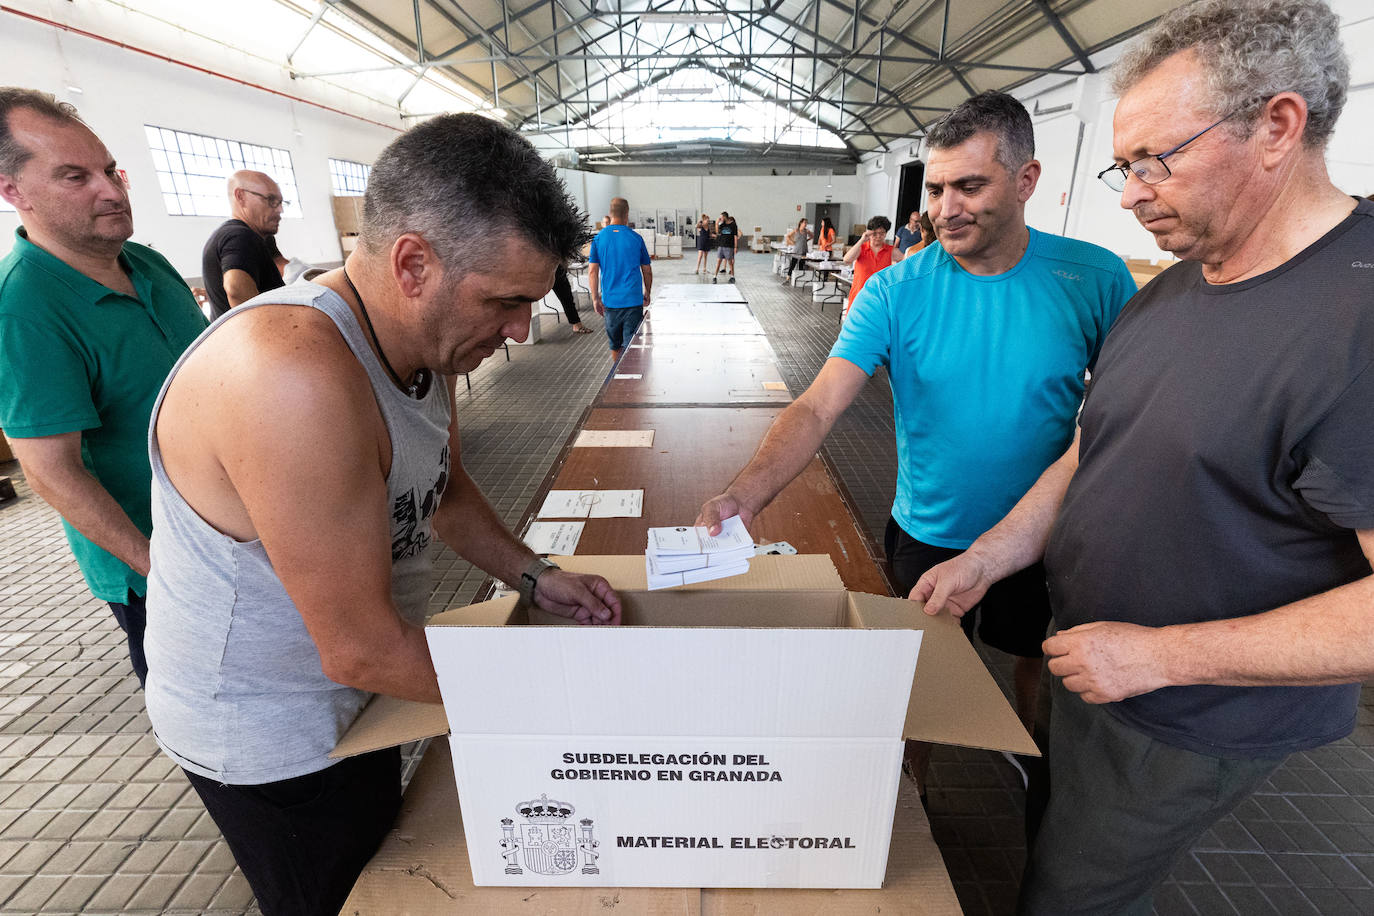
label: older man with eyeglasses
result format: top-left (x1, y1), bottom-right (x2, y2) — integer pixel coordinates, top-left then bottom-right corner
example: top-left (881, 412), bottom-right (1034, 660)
top-left (915, 1), bottom-right (1374, 912)
top-left (201, 169), bottom-right (288, 319)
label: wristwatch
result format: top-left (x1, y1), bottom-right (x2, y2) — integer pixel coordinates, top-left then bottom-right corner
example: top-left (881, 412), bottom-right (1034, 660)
top-left (518, 557), bottom-right (559, 605)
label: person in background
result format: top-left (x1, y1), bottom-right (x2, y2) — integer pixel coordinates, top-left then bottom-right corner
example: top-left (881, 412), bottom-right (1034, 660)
top-left (588, 196), bottom-right (652, 361)
top-left (841, 215), bottom-right (894, 315)
top-left (815, 217), bottom-right (837, 258)
top-left (693, 213), bottom-right (711, 274)
top-left (713, 210), bottom-right (738, 283)
top-left (893, 210), bottom-right (922, 256)
top-left (201, 170), bottom-right (287, 320)
top-left (900, 212), bottom-right (937, 259)
top-left (0, 88), bottom-right (207, 687)
top-left (550, 264), bottom-right (590, 333)
top-left (916, 2), bottom-right (1373, 911)
top-left (783, 217), bottom-right (811, 279)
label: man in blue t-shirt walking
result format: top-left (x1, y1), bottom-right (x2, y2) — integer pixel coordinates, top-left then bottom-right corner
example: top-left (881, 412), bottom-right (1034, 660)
top-left (588, 196), bottom-right (652, 361)
top-left (697, 91), bottom-right (1135, 800)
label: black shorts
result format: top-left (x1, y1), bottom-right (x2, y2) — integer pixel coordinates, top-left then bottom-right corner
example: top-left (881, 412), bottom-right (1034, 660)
top-left (184, 747), bottom-right (402, 916)
top-left (884, 517), bottom-right (1051, 658)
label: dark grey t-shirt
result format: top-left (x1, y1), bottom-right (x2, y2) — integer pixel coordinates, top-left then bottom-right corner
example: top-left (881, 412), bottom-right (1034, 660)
top-left (1045, 198), bottom-right (1374, 758)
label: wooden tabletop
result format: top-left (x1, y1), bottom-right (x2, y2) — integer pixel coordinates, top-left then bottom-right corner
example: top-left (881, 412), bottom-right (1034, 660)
top-left (641, 302), bottom-right (763, 336)
top-left (602, 335), bottom-right (792, 407)
top-left (533, 406), bottom-right (889, 596)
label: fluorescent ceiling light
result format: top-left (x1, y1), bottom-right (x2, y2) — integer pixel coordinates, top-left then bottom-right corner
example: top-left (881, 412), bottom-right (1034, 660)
top-left (661, 87), bottom-right (712, 96)
top-left (640, 13), bottom-right (728, 24)
top-left (680, 158), bottom-right (711, 165)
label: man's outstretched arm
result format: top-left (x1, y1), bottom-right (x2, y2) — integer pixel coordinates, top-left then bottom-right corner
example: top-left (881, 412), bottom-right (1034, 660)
top-left (697, 357), bottom-right (869, 535)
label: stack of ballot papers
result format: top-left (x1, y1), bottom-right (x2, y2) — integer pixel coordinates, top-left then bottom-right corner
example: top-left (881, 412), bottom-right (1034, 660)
top-left (645, 515), bottom-right (754, 590)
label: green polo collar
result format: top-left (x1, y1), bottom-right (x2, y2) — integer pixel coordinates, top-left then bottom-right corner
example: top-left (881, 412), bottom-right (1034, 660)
top-left (11, 227), bottom-right (162, 317)
top-left (12, 227), bottom-right (147, 305)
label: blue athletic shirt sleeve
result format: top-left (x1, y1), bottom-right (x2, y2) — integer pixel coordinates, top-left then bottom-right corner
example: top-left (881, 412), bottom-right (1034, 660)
top-left (828, 257), bottom-right (902, 375)
top-left (638, 234), bottom-right (651, 265)
top-left (588, 231), bottom-right (602, 264)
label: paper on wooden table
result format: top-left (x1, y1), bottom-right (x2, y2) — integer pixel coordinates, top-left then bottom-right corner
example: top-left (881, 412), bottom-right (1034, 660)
top-left (573, 429), bottom-right (655, 448)
top-left (522, 520), bottom-right (584, 555)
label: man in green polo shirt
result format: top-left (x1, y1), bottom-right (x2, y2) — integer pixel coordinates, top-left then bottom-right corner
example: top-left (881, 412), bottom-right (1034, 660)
top-left (0, 88), bottom-right (207, 686)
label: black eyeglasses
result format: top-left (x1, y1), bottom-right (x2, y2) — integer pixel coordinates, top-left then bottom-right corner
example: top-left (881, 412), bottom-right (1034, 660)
top-left (1097, 109), bottom-right (1239, 193)
top-left (242, 188), bottom-right (287, 209)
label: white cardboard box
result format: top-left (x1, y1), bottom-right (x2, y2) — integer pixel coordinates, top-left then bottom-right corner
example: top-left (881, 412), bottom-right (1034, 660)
top-left (333, 555), bottom-right (1036, 890)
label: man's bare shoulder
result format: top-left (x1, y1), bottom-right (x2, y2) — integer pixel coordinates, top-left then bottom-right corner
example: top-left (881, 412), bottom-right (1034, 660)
top-left (164, 303), bottom-right (379, 449)
top-left (156, 304), bottom-right (386, 542)
top-left (186, 304), bottom-right (366, 395)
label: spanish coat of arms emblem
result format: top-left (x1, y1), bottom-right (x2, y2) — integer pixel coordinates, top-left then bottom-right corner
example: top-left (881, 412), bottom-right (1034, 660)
top-left (499, 794), bottom-right (601, 876)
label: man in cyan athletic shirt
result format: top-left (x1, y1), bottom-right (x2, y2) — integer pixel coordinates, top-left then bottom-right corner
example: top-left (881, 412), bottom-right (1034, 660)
top-left (699, 91), bottom-right (1134, 804)
top-left (145, 114), bottom-right (621, 916)
top-left (917, 2), bottom-right (1374, 912)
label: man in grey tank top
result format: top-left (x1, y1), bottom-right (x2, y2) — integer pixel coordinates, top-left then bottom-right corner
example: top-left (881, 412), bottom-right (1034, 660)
top-left (145, 114), bottom-right (621, 916)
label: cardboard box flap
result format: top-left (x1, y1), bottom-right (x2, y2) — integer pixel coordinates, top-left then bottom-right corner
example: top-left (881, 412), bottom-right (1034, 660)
top-left (429, 626), bottom-right (920, 739)
top-left (429, 595), bottom-right (521, 627)
top-left (329, 694), bottom-right (446, 759)
top-left (554, 554), bottom-right (843, 592)
top-left (846, 592), bottom-right (1039, 757)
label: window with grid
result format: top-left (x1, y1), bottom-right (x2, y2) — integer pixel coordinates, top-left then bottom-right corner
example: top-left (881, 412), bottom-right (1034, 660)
top-left (329, 158), bottom-right (371, 197)
top-left (144, 125), bottom-right (302, 219)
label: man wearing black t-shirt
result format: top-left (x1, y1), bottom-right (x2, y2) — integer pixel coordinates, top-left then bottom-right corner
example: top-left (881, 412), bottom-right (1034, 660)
top-left (915, 2), bottom-right (1374, 913)
top-left (201, 170), bottom-right (285, 319)
top-left (712, 211), bottom-right (738, 283)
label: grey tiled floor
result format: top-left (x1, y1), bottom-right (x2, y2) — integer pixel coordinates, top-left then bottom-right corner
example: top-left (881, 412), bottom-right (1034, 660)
top-left (0, 253), bottom-right (1371, 914)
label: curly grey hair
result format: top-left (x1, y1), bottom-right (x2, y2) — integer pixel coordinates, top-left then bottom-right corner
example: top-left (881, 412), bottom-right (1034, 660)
top-left (1111, 0), bottom-right (1348, 149)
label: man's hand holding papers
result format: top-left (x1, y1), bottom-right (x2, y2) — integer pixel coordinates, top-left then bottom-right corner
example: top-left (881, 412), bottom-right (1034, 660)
top-left (646, 515), bottom-right (754, 590)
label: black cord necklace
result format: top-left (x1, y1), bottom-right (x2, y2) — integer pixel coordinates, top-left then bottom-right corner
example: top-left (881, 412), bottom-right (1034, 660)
top-left (341, 267), bottom-right (431, 399)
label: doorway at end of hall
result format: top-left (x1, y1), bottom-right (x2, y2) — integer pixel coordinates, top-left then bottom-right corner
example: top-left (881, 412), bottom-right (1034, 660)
top-left (894, 161), bottom-right (926, 228)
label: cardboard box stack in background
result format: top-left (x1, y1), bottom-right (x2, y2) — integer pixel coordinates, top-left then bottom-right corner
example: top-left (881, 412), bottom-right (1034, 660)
top-left (331, 196), bottom-right (364, 260)
top-left (334, 555), bottom-right (1036, 892)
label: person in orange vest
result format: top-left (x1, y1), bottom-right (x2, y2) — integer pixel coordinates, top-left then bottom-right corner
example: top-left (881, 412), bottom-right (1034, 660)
top-left (841, 215), bottom-right (894, 317)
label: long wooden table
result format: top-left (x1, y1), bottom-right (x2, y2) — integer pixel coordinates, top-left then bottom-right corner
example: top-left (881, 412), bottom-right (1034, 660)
top-left (530, 406), bottom-right (887, 595)
top-left (602, 336), bottom-right (792, 407)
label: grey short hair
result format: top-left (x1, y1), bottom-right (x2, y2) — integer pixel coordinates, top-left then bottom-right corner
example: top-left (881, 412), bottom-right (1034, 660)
top-left (361, 113), bottom-right (589, 273)
top-left (925, 91), bottom-right (1035, 172)
top-left (0, 87), bottom-right (85, 177)
top-left (1112, 0), bottom-right (1348, 149)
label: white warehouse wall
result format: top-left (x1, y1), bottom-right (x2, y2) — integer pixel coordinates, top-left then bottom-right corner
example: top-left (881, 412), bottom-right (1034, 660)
top-left (615, 174), bottom-right (864, 238)
top-left (0, 10), bottom-right (405, 275)
top-left (0, 11), bottom-right (616, 276)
